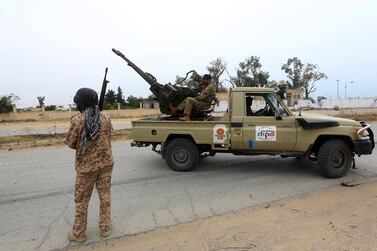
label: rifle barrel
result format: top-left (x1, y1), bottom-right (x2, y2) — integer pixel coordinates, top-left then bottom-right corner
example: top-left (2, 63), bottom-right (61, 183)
top-left (98, 67), bottom-right (109, 111)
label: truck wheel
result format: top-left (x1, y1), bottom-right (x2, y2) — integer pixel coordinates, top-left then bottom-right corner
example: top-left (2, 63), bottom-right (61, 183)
top-left (164, 138), bottom-right (199, 171)
top-left (317, 139), bottom-right (352, 178)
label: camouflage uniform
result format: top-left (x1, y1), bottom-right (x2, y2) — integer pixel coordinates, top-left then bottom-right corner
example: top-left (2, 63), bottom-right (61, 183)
top-left (65, 112), bottom-right (114, 238)
top-left (177, 83), bottom-right (216, 115)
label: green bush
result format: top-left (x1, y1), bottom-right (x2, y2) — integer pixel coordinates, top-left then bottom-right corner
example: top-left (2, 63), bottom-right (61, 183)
top-left (45, 105), bottom-right (57, 111)
top-left (0, 94), bottom-right (19, 113)
top-left (102, 103), bottom-right (114, 110)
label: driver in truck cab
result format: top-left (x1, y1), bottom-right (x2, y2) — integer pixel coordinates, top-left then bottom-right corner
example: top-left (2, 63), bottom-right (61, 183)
top-left (246, 96), bottom-right (255, 116)
top-left (171, 74), bottom-right (216, 121)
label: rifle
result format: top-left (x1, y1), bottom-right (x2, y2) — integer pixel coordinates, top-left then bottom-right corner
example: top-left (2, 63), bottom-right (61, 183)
top-left (98, 67), bottom-right (109, 111)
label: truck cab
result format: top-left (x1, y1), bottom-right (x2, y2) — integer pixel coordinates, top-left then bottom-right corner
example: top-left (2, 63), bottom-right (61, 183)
top-left (229, 87), bottom-right (297, 152)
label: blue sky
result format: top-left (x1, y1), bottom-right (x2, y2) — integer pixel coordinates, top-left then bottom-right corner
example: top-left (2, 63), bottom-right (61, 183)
top-left (1, 0), bottom-right (376, 107)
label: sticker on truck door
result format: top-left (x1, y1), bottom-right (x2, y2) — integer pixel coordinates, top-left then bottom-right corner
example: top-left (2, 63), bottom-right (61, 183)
top-left (256, 126), bottom-right (276, 141)
top-left (213, 124), bottom-right (227, 144)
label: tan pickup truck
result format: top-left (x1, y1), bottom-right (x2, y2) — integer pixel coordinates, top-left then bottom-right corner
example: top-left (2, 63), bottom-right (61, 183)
top-left (131, 87), bottom-right (374, 178)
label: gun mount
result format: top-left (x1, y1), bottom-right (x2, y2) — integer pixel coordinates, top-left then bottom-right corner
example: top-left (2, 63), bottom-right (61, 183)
top-left (112, 48), bottom-right (198, 114)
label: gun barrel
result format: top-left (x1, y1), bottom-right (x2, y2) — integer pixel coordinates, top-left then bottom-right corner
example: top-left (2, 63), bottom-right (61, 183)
top-left (112, 48), bottom-right (157, 86)
top-left (98, 67), bottom-right (109, 111)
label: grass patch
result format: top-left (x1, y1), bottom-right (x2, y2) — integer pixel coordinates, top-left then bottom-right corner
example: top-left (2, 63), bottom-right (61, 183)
top-left (337, 112), bottom-right (377, 121)
top-left (0, 129), bottom-right (132, 150)
top-left (0, 119), bottom-right (38, 123)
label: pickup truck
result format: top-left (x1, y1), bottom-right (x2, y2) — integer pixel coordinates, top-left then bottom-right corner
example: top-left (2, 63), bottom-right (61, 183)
top-left (131, 87), bottom-right (374, 178)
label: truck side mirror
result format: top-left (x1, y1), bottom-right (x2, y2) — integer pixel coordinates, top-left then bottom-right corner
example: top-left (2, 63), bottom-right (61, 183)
top-left (275, 107), bottom-right (284, 120)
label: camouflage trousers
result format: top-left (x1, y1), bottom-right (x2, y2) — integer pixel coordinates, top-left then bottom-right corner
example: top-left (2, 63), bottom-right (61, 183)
top-left (177, 97), bottom-right (208, 115)
top-left (72, 168), bottom-right (112, 237)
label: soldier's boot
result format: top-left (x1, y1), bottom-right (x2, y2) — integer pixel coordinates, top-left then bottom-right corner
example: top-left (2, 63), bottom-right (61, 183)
top-left (101, 228), bottom-right (112, 238)
top-left (182, 114), bottom-right (191, 121)
top-left (67, 232), bottom-right (87, 243)
top-left (169, 104), bottom-right (177, 114)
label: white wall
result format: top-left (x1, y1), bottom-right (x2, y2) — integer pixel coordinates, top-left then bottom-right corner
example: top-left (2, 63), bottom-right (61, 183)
top-left (214, 97), bottom-right (377, 112)
top-left (298, 97), bottom-right (377, 109)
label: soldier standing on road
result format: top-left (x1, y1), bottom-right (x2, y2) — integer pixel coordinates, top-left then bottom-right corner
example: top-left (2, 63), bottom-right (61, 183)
top-left (171, 74), bottom-right (216, 121)
top-left (65, 88), bottom-right (114, 243)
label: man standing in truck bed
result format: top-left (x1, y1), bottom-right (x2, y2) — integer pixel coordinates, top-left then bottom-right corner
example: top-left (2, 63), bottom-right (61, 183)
top-left (171, 74), bottom-right (216, 121)
top-left (65, 88), bottom-right (114, 243)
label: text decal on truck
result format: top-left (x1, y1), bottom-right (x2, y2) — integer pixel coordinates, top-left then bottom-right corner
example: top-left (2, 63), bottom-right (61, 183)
top-left (256, 126), bottom-right (277, 141)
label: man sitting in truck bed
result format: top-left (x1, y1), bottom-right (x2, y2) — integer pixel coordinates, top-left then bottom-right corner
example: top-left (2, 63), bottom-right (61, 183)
top-left (171, 74), bottom-right (216, 121)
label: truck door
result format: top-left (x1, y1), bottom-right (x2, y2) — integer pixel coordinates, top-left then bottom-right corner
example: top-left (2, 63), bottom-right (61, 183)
top-left (242, 93), bottom-right (297, 151)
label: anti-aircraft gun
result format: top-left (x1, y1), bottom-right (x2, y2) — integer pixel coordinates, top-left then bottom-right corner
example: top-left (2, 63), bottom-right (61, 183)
top-left (112, 48), bottom-right (199, 115)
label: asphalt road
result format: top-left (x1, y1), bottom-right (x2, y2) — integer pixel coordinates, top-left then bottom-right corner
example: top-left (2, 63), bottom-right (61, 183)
top-left (1, 124), bottom-right (376, 251)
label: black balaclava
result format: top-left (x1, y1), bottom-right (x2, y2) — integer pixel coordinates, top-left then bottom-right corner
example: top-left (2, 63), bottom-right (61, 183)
top-left (73, 88), bottom-right (100, 146)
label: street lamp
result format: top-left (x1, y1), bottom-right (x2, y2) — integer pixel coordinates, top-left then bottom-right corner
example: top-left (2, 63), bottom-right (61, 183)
top-left (336, 79), bottom-right (340, 99)
top-left (344, 81), bottom-right (354, 99)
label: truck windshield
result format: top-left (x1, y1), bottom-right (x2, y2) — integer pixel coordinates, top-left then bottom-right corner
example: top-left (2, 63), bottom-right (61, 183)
top-left (265, 93), bottom-right (279, 108)
top-left (265, 93), bottom-right (289, 116)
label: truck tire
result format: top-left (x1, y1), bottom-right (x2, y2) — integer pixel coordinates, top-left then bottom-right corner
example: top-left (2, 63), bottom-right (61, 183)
top-left (164, 138), bottom-right (199, 171)
top-left (317, 139), bottom-right (352, 178)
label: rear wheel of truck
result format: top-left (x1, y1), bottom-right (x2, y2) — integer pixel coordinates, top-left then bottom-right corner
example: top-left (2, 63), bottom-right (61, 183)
top-left (164, 138), bottom-right (199, 171)
top-left (317, 139), bottom-right (352, 178)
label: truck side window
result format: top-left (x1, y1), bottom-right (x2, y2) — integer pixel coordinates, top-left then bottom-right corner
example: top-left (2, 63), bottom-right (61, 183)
top-left (245, 95), bottom-right (274, 117)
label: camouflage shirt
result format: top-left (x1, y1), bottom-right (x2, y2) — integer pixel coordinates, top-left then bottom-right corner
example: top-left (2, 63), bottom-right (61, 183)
top-left (195, 83), bottom-right (216, 105)
top-left (65, 112), bottom-right (114, 174)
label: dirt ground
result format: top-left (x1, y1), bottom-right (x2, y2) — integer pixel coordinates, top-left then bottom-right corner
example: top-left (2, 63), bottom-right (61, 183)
top-left (0, 108), bottom-right (161, 122)
top-left (1, 107), bottom-right (376, 123)
top-left (73, 179), bottom-right (377, 251)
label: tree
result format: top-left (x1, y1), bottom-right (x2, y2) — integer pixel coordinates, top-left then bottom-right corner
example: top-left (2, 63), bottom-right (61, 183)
top-left (104, 89), bottom-right (116, 106)
top-left (126, 95), bottom-right (143, 108)
top-left (37, 96), bottom-right (45, 107)
top-left (317, 96), bottom-right (327, 103)
top-left (0, 94), bottom-right (19, 113)
top-left (116, 86), bottom-right (126, 105)
top-left (281, 57), bottom-right (303, 88)
top-left (281, 57), bottom-right (328, 99)
top-left (174, 71), bottom-right (202, 90)
top-left (145, 95), bottom-right (156, 101)
top-left (226, 56), bottom-right (270, 87)
top-left (207, 58), bottom-right (227, 92)
top-left (267, 80), bottom-right (279, 88)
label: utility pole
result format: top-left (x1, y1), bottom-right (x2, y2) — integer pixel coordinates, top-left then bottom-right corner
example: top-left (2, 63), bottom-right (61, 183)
top-left (336, 79), bottom-right (339, 99)
top-left (344, 81), bottom-right (354, 99)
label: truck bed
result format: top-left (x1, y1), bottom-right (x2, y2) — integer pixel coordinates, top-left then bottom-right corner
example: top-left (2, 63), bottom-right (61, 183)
top-left (131, 115), bottom-right (229, 145)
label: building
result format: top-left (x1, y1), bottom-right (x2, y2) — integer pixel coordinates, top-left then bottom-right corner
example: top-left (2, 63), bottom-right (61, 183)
top-left (286, 88), bottom-right (304, 107)
top-left (140, 100), bottom-right (160, 109)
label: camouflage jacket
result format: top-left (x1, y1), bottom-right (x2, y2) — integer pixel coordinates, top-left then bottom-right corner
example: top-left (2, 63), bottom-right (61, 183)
top-left (195, 84), bottom-right (216, 105)
top-left (65, 112), bottom-right (114, 174)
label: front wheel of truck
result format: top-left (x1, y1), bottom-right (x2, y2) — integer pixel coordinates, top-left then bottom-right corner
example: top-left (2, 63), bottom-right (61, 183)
top-left (164, 138), bottom-right (199, 171)
top-left (317, 139), bottom-right (352, 178)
